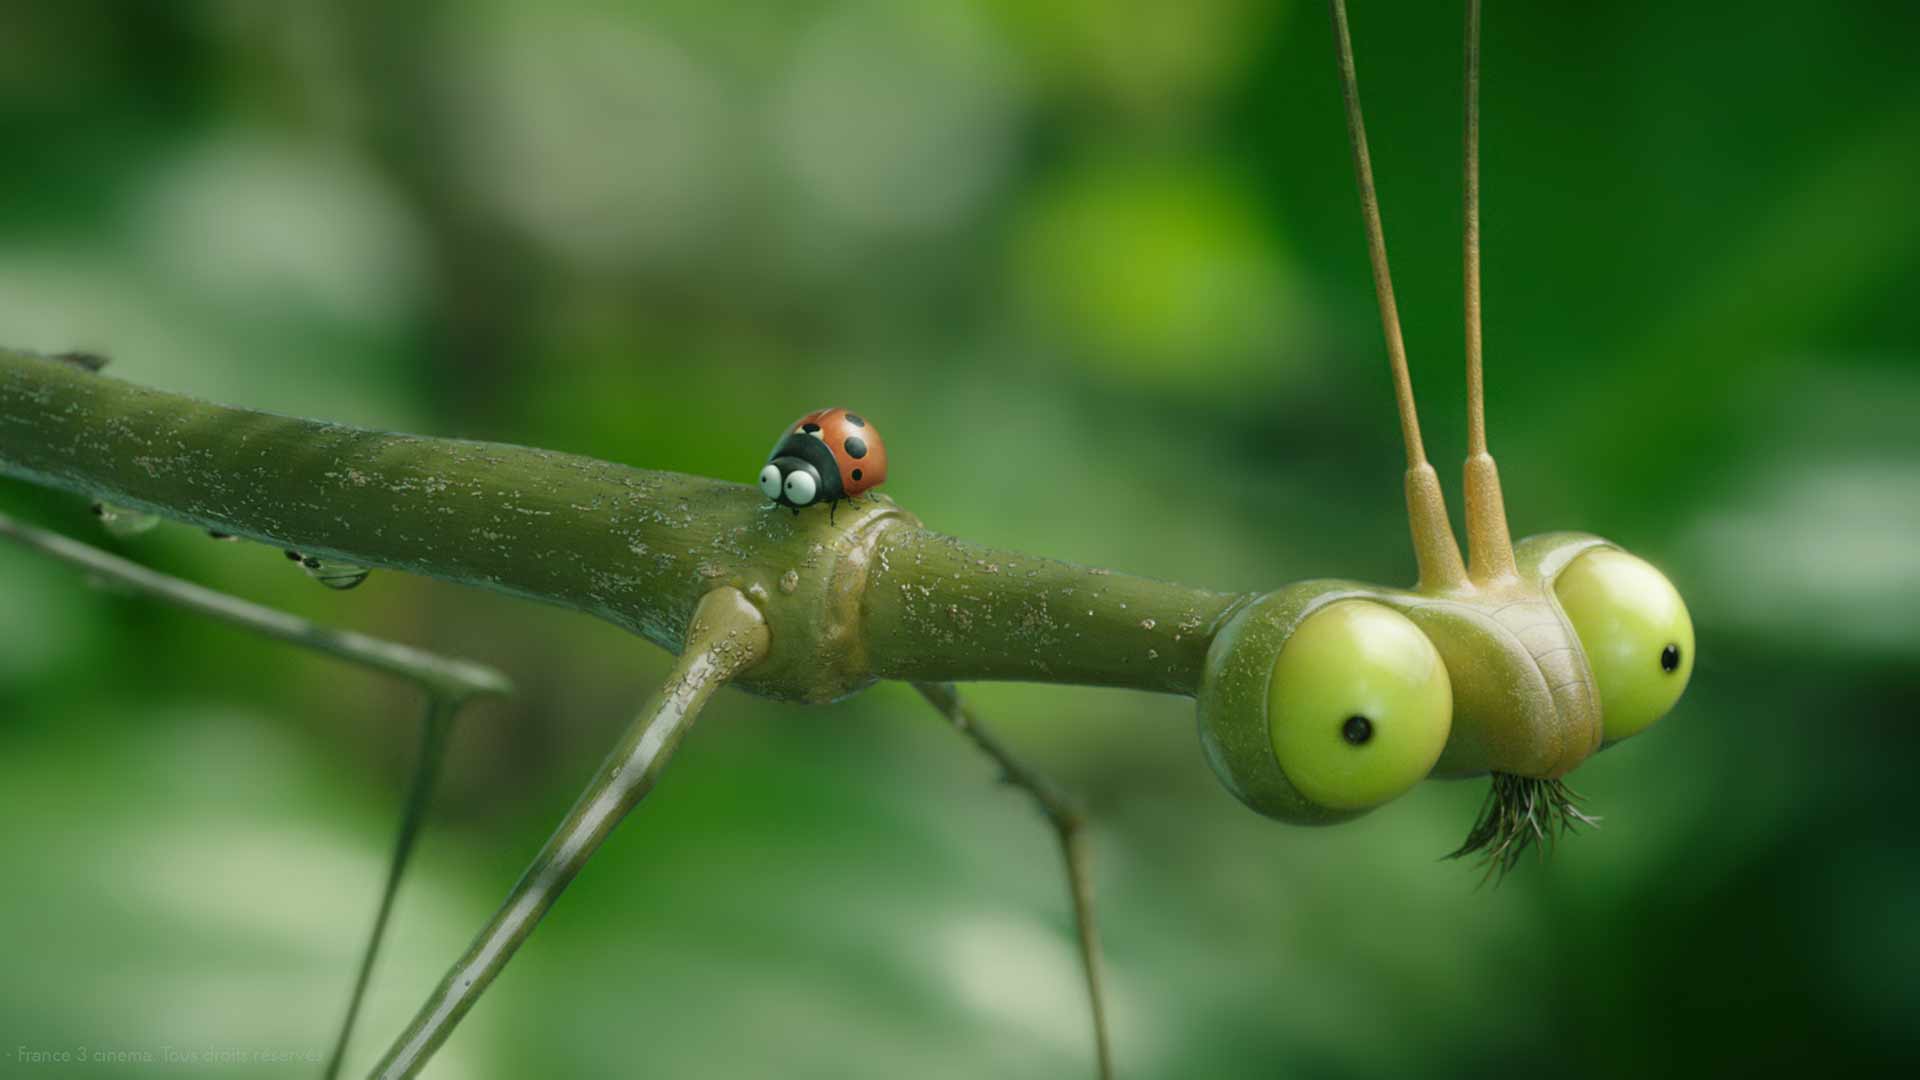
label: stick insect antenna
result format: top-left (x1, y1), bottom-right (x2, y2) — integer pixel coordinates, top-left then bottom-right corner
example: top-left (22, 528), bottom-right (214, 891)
top-left (1460, 0), bottom-right (1518, 582)
top-left (1327, 0), bottom-right (1469, 590)
top-left (1462, 0), bottom-right (1488, 463)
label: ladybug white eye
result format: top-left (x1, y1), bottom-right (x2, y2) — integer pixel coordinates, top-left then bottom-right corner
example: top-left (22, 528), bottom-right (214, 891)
top-left (758, 464), bottom-right (783, 500)
top-left (783, 470), bottom-right (818, 506)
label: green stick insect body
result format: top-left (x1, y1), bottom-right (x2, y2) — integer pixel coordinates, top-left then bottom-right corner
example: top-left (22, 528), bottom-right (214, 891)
top-left (0, 3), bottom-right (1702, 1078)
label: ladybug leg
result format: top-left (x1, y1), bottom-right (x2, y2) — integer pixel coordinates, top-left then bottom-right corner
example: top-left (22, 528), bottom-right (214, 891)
top-left (828, 500), bottom-right (839, 526)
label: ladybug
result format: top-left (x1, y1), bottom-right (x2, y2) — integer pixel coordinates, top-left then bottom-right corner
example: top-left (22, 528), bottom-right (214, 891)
top-left (759, 408), bottom-right (887, 517)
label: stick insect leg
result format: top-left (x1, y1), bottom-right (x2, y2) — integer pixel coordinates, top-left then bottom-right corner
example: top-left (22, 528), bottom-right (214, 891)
top-left (912, 682), bottom-right (1114, 1080)
top-left (0, 513), bottom-right (512, 1077)
top-left (323, 694), bottom-right (458, 1080)
top-left (369, 589), bottom-right (769, 1080)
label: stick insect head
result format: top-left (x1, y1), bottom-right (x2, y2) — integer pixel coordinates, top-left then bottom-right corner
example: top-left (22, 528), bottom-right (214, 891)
top-left (1193, 535), bottom-right (1695, 825)
top-left (1192, 1), bottom-right (1698, 839)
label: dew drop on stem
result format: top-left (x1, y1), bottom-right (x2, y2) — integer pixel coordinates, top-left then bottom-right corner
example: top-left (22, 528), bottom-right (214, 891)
top-left (90, 502), bottom-right (160, 539)
top-left (290, 551), bottom-right (373, 591)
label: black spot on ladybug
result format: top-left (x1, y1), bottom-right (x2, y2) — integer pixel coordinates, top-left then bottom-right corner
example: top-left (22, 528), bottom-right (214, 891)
top-left (801, 423), bottom-right (821, 434)
top-left (851, 468), bottom-right (863, 481)
top-left (844, 435), bottom-right (868, 459)
top-left (845, 413), bottom-right (865, 427)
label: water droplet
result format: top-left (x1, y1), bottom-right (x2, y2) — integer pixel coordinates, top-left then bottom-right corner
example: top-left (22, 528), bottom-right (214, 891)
top-left (91, 502), bottom-right (160, 539)
top-left (295, 553), bottom-right (372, 591)
top-left (207, 529), bottom-right (239, 542)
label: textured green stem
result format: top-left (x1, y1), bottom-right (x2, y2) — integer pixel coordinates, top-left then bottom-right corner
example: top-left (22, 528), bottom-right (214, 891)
top-left (369, 588), bottom-right (770, 1079)
top-left (0, 353), bottom-right (758, 644)
top-left (0, 350), bottom-right (1245, 702)
top-left (870, 529), bottom-right (1247, 696)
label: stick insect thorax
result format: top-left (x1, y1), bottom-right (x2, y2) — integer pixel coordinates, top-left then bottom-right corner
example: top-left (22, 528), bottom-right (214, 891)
top-left (1195, 2), bottom-right (1695, 859)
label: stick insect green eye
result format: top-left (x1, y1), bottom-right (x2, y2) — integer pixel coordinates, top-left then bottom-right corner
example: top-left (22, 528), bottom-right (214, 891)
top-left (1201, 593), bottom-right (1454, 822)
top-left (1267, 601), bottom-right (1453, 810)
top-left (1556, 548), bottom-right (1696, 743)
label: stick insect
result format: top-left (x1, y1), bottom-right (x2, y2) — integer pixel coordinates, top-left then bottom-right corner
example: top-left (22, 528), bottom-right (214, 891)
top-left (0, 1), bottom-right (1699, 1076)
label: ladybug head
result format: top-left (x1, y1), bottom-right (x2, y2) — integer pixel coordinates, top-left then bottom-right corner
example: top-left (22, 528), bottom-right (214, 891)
top-left (760, 429), bottom-right (845, 508)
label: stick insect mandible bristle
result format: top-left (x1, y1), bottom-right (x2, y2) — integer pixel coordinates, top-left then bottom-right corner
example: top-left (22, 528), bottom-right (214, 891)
top-left (0, 3), bottom-right (1704, 1079)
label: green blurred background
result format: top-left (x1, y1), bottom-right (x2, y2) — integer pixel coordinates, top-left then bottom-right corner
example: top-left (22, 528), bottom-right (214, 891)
top-left (2, 1), bottom-right (1916, 1076)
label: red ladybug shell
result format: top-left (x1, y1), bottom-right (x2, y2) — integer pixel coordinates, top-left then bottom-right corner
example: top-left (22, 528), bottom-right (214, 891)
top-left (791, 408), bottom-right (887, 497)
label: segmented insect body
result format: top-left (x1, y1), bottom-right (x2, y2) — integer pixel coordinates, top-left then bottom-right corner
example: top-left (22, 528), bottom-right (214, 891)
top-left (758, 407), bottom-right (887, 512)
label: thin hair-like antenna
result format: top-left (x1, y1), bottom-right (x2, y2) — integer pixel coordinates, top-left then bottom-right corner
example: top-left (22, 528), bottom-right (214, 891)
top-left (1329, 0), bottom-right (1426, 471)
top-left (1463, 0), bottom-right (1486, 460)
top-left (1328, 0), bottom-right (1467, 590)
top-left (1460, 0), bottom-right (1518, 582)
